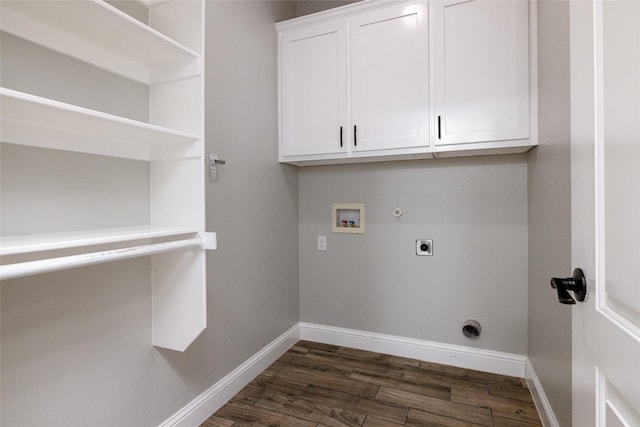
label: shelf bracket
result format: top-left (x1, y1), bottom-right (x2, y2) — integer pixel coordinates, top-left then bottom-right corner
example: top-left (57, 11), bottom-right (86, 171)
top-left (200, 232), bottom-right (217, 250)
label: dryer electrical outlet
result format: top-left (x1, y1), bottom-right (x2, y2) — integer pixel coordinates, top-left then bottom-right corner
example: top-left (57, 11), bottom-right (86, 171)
top-left (416, 239), bottom-right (433, 256)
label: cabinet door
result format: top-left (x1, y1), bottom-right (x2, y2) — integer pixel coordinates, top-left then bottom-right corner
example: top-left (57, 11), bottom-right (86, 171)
top-left (280, 21), bottom-right (347, 158)
top-left (350, 1), bottom-right (429, 152)
top-left (432, 0), bottom-right (530, 146)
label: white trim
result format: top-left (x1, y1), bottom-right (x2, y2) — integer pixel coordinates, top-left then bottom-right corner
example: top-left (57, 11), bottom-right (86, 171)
top-left (161, 322), bottom-right (531, 426)
top-left (299, 322), bottom-right (526, 377)
top-left (525, 357), bottom-right (560, 427)
top-left (158, 324), bottom-right (300, 427)
top-left (276, 0), bottom-right (422, 31)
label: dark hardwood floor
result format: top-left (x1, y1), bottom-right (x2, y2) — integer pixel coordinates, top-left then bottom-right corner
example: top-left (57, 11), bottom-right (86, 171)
top-left (202, 340), bottom-right (542, 427)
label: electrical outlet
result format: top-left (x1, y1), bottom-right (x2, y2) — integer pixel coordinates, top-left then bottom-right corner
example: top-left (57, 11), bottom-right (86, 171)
top-left (416, 239), bottom-right (432, 256)
top-left (317, 235), bottom-right (327, 251)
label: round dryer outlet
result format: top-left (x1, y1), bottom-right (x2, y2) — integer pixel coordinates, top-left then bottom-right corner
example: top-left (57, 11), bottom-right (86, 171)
top-left (416, 239), bottom-right (433, 256)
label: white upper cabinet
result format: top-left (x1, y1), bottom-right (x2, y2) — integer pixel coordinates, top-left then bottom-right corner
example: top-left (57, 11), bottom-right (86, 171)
top-left (280, 20), bottom-right (348, 157)
top-left (277, 0), bottom-right (537, 165)
top-left (350, 2), bottom-right (429, 153)
top-left (277, 0), bottom-right (430, 165)
top-left (431, 0), bottom-right (533, 154)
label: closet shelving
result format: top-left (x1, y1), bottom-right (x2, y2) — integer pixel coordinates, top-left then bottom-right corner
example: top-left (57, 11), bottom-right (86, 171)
top-left (0, 0), bottom-right (212, 352)
top-left (1, 88), bottom-right (200, 161)
top-left (0, 226), bottom-right (202, 257)
top-left (0, 0), bottom-right (200, 84)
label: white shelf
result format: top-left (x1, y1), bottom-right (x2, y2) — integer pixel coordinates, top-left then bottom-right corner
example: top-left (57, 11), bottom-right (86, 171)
top-left (0, 88), bottom-right (201, 160)
top-left (0, 0), bottom-right (200, 84)
top-left (1, 0), bottom-right (209, 352)
top-left (0, 226), bottom-right (201, 257)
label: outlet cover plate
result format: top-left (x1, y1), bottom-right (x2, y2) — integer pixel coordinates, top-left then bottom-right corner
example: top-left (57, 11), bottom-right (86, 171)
top-left (317, 235), bottom-right (327, 251)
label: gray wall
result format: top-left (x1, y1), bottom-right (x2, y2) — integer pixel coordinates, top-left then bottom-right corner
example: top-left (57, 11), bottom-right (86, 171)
top-left (527, 1), bottom-right (572, 425)
top-left (295, 0), bottom-right (528, 355)
top-left (203, 0), bottom-right (299, 397)
top-left (0, 1), bottom-right (298, 425)
top-left (1, 0), bottom-right (573, 424)
top-left (296, 0), bottom-right (360, 16)
top-left (299, 156), bottom-right (529, 354)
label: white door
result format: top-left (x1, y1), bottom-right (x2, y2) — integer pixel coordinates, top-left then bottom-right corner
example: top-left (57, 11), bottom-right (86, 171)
top-left (349, 1), bottom-right (429, 152)
top-left (431, 0), bottom-right (529, 147)
top-left (280, 20), bottom-right (347, 158)
top-left (570, 0), bottom-right (640, 425)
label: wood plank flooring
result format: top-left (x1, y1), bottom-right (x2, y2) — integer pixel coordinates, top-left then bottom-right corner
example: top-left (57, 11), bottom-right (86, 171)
top-left (202, 340), bottom-right (542, 427)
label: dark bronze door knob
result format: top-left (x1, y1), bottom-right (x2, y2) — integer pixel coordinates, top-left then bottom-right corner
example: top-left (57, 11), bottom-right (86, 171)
top-left (550, 268), bottom-right (587, 304)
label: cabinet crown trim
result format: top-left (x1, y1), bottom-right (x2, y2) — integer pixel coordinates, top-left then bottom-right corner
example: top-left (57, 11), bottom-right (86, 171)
top-left (276, 0), bottom-right (424, 29)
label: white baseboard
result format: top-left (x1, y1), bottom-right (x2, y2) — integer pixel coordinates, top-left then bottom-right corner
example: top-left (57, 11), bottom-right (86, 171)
top-left (299, 322), bottom-right (526, 378)
top-left (159, 323), bottom-right (300, 427)
top-left (161, 322), bottom-right (528, 427)
top-left (525, 357), bottom-right (560, 427)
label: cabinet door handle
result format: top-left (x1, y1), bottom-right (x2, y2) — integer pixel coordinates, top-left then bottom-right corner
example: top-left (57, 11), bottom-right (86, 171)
top-left (340, 126), bottom-right (343, 147)
top-left (354, 125), bottom-right (357, 147)
top-left (438, 116), bottom-right (441, 139)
